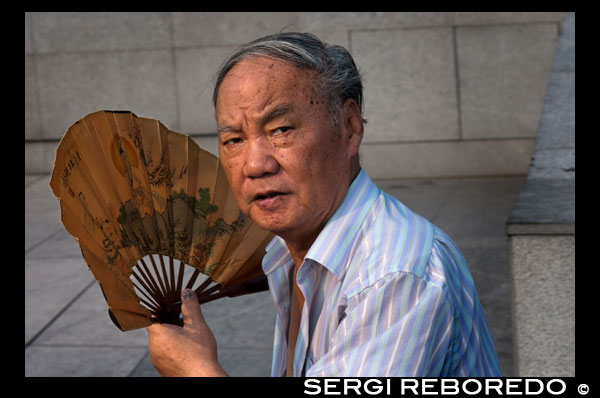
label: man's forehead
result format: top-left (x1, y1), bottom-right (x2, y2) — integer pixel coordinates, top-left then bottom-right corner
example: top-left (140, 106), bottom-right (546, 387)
top-left (216, 58), bottom-right (319, 126)
top-left (218, 57), bottom-right (318, 102)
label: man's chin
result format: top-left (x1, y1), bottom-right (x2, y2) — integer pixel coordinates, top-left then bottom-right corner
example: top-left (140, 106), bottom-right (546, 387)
top-left (249, 208), bottom-right (293, 235)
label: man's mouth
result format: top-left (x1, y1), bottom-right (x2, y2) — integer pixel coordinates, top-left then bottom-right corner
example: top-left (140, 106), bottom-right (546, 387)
top-left (253, 191), bottom-right (288, 209)
top-left (255, 191), bottom-right (283, 200)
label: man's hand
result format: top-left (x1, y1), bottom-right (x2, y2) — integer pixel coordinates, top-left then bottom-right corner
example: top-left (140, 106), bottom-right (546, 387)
top-left (146, 289), bottom-right (228, 377)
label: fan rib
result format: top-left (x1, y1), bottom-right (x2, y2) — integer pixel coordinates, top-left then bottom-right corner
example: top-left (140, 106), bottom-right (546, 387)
top-left (131, 269), bottom-right (162, 312)
top-left (135, 288), bottom-right (162, 313)
top-left (167, 256), bottom-right (177, 304)
top-left (150, 255), bottom-right (169, 300)
top-left (132, 266), bottom-right (164, 309)
top-left (184, 268), bottom-right (202, 291)
top-left (163, 256), bottom-right (178, 305)
top-left (139, 297), bottom-right (161, 314)
top-left (156, 254), bottom-right (173, 303)
top-left (137, 258), bottom-right (168, 309)
top-left (175, 260), bottom-right (186, 298)
top-left (194, 278), bottom-right (213, 295)
top-left (148, 254), bottom-right (169, 300)
top-left (197, 283), bottom-right (221, 298)
top-left (197, 290), bottom-right (227, 305)
top-left (132, 266), bottom-right (159, 303)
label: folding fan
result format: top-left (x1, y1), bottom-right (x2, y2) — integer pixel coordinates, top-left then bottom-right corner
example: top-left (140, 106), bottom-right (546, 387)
top-left (49, 110), bottom-right (274, 331)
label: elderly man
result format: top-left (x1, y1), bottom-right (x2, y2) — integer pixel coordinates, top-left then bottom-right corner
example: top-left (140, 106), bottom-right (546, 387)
top-left (147, 32), bottom-right (501, 377)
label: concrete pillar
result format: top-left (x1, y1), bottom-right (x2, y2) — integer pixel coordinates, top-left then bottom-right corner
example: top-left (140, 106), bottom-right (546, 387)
top-left (506, 12), bottom-right (575, 376)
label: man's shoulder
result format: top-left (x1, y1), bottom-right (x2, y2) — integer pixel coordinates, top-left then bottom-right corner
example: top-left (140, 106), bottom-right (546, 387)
top-left (342, 190), bottom-right (445, 293)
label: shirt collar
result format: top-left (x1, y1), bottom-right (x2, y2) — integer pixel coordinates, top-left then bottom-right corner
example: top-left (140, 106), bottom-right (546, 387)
top-left (262, 168), bottom-right (380, 280)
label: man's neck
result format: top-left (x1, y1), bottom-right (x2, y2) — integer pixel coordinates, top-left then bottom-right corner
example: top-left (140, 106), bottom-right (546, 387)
top-left (283, 164), bottom-right (361, 270)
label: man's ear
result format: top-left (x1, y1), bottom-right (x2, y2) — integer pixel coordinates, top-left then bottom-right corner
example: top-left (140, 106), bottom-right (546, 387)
top-left (341, 98), bottom-right (364, 158)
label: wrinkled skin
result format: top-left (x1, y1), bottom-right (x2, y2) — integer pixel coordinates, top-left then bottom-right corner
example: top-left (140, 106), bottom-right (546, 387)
top-left (216, 57), bottom-right (363, 263)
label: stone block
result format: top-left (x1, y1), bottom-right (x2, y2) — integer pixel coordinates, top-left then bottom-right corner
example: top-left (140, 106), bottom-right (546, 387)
top-left (32, 281), bottom-right (148, 347)
top-left (205, 290), bottom-right (275, 376)
top-left (25, 141), bottom-right (56, 174)
top-left (130, 346), bottom-right (274, 377)
top-left (218, 348), bottom-right (274, 376)
top-left (25, 174), bottom-right (46, 188)
top-left (30, 12), bottom-right (171, 53)
top-left (295, 13), bottom-right (352, 48)
top-left (25, 345), bottom-right (148, 376)
top-left (509, 235), bottom-right (575, 376)
top-left (35, 50), bottom-right (178, 139)
top-left (25, 257), bottom-right (94, 344)
top-left (25, 12), bottom-right (33, 54)
top-left (27, 228), bottom-right (82, 260)
top-left (375, 178), bottom-right (459, 222)
top-left (175, 46), bottom-right (237, 134)
top-left (25, 172), bottom-right (62, 251)
top-left (506, 178), bottom-right (575, 234)
top-left (201, 290), bottom-right (277, 351)
top-left (359, 139), bottom-right (535, 179)
top-left (534, 72), bottom-right (575, 150)
top-left (456, 23), bottom-right (558, 139)
top-left (554, 12), bottom-right (575, 72)
top-left (297, 12), bottom-right (454, 47)
top-left (527, 148), bottom-right (574, 180)
top-left (25, 55), bottom-right (40, 140)
top-left (301, 12), bottom-right (454, 31)
top-left (457, 23), bottom-right (559, 140)
top-left (129, 352), bottom-right (160, 376)
top-left (434, 177), bottom-right (527, 245)
top-left (453, 12), bottom-right (564, 26)
top-left (506, 12), bottom-right (575, 235)
top-left (171, 12), bottom-right (300, 47)
top-left (351, 28), bottom-right (459, 143)
top-left (505, 16), bottom-right (575, 379)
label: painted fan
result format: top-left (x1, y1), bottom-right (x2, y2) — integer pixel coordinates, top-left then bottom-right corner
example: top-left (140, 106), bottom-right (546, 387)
top-left (49, 110), bottom-right (273, 331)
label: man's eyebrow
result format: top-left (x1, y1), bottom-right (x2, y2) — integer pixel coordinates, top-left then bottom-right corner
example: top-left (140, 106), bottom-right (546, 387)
top-left (216, 103), bottom-right (294, 134)
top-left (258, 103), bottom-right (294, 125)
top-left (217, 123), bottom-right (234, 133)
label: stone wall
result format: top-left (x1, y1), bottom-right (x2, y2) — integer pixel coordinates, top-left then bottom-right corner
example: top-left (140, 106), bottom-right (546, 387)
top-left (26, 12), bottom-right (564, 178)
top-left (506, 12), bottom-right (575, 376)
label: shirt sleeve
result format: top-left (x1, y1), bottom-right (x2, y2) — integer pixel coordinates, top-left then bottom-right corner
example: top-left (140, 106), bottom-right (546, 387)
top-left (305, 270), bottom-right (455, 377)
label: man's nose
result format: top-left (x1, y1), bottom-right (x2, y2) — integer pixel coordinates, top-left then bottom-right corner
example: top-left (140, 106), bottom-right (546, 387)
top-left (243, 136), bottom-right (279, 178)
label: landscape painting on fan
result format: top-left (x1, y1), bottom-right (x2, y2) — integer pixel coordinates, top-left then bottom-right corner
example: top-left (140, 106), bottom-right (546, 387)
top-left (116, 188), bottom-right (247, 273)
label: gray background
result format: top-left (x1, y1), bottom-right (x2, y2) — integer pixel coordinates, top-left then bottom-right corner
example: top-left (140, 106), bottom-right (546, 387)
top-left (25, 12), bottom-right (564, 178)
top-left (25, 12), bottom-right (574, 377)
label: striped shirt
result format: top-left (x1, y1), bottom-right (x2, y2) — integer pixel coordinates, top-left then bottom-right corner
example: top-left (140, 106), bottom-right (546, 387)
top-left (262, 168), bottom-right (502, 377)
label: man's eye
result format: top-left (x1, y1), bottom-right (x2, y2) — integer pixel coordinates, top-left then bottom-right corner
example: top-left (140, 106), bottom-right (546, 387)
top-left (272, 126), bottom-right (292, 135)
top-left (223, 137), bottom-right (242, 146)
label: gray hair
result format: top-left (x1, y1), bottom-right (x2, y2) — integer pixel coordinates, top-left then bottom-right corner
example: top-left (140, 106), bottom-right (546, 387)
top-left (212, 32), bottom-right (366, 126)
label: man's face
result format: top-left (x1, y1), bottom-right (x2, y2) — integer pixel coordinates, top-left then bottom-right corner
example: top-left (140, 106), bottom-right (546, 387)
top-left (215, 57), bottom-right (359, 246)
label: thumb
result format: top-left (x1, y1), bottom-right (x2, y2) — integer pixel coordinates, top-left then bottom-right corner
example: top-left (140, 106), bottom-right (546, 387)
top-left (180, 289), bottom-right (207, 330)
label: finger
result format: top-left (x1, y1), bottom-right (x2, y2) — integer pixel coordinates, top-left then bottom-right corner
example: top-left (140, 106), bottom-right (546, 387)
top-left (180, 288), bottom-right (207, 330)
